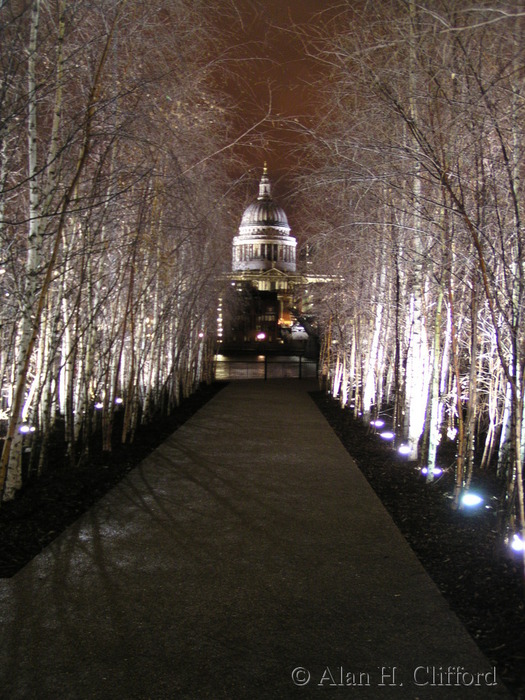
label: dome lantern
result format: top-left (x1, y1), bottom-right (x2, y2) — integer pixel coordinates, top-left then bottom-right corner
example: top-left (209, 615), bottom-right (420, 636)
top-left (258, 161), bottom-right (271, 199)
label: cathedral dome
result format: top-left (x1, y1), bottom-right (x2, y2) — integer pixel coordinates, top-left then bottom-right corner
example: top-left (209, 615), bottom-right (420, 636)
top-left (232, 164), bottom-right (296, 274)
top-left (240, 199), bottom-right (289, 228)
top-left (237, 164), bottom-right (291, 236)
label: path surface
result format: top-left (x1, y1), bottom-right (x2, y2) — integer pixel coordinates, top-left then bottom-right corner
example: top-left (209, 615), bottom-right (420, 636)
top-left (0, 380), bottom-right (511, 699)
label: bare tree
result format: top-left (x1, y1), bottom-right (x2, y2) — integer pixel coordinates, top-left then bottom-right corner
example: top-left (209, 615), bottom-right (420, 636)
top-left (0, 0), bottom-right (237, 500)
top-left (298, 0), bottom-right (525, 575)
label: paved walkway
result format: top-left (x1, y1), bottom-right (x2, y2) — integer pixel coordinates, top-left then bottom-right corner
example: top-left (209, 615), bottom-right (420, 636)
top-left (0, 380), bottom-right (511, 699)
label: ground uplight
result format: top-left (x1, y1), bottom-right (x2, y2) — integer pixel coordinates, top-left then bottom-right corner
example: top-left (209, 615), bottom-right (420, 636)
top-left (398, 444), bottom-right (411, 455)
top-left (371, 419), bottom-right (385, 428)
top-left (380, 431), bottom-right (395, 440)
top-left (421, 466), bottom-right (443, 476)
top-left (461, 492), bottom-right (483, 507)
top-left (510, 533), bottom-right (524, 552)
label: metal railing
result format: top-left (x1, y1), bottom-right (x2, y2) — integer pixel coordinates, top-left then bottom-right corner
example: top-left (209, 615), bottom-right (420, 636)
top-left (214, 354), bottom-right (318, 381)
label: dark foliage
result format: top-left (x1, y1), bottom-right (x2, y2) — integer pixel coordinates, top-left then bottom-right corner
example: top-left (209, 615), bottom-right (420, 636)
top-left (310, 391), bottom-right (525, 699)
top-left (0, 382), bottom-right (227, 579)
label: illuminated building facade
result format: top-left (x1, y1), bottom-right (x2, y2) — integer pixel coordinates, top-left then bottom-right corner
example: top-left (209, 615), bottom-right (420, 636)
top-left (219, 165), bottom-right (324, 347)
top-left (232, 164), bottom-right (297, 275)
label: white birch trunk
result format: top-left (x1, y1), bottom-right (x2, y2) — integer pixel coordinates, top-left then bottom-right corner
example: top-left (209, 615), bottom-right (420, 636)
top-left (2, 0), bottom-right (68, 498)
top-left (4, 0), bottom-right (43, 499)
top-left (363, 249), bottom-right (386, 422)
top-left (340, 353), bottom-right (349, 407)
top-left (427, 286), bottom-right (444, 479)
top-left (332, 353), bottom-right (342, 398)
top-left (405, 292), bottom-right (430, 461)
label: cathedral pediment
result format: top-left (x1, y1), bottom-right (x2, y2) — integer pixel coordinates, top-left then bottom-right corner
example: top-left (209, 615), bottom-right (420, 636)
top-left (260, 267), bottom-right (289, 278)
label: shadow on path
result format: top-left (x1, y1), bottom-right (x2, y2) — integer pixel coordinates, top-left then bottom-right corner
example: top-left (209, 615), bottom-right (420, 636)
top-left (0, 380), bottom-right (511, 699)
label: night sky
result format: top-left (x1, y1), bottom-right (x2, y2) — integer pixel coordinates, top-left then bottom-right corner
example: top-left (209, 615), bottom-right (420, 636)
top-left (216, 0), bottom-right (341, 205)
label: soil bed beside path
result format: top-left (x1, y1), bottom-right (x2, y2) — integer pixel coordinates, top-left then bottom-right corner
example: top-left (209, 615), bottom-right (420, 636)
top-left (0, 382), bottom-right (226, 579)
top-left (310, 390), bottom-right (525, 699)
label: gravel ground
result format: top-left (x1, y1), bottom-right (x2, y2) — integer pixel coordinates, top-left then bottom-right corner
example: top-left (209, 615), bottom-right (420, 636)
top-left (310, 390), bottom-right (525, 699)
